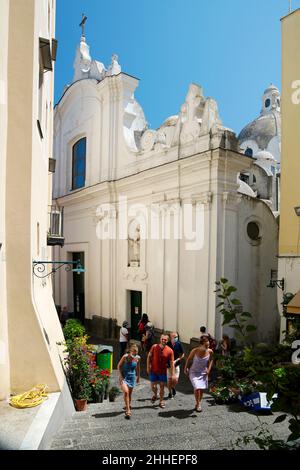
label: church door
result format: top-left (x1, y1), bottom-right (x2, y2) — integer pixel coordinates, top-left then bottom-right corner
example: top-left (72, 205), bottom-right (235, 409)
top-left (130, 291), bottom-right (142, 340)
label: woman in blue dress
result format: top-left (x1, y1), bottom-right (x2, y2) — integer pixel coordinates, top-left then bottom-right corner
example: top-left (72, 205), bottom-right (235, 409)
top-left (117, 343), bottom-right (141, 419)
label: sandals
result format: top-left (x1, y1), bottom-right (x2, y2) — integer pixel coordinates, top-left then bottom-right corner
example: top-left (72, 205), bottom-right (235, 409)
top-left (195, 404), bottom-right (202, 412)
top-left (124, 411), bottom-right (131, 419)
top-left (151, 396), bottom-right (165, 408)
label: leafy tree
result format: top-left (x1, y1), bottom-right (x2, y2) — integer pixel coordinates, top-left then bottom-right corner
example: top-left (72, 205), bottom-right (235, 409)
top-left (215, 278), bottom-right (257, 343)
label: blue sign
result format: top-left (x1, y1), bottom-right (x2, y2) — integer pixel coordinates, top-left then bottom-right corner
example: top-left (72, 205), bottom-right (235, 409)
top-left (238, 392), bottom-right (277, 411)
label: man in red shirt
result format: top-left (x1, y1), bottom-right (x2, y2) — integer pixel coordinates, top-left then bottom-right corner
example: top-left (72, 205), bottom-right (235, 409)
top-left (147, 334), bottom-right (175, 408)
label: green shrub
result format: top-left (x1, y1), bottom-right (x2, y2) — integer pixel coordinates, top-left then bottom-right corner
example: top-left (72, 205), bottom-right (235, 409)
top-left (63, 319), bottom-right (86, 342)
top-left (267, 364), bottom-right (300, 443)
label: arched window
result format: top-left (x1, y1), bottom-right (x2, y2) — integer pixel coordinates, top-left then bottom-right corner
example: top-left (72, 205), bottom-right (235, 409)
top-left (245, 147), bottom-right (253, 157)
top-left (265, 98), bottom-right (271, 108)
top-left (72, 138), bottom-right (86, 190)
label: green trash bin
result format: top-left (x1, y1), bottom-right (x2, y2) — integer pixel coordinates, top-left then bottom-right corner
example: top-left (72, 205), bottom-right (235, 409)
top-left (96, 345), bottom-right (113, 373)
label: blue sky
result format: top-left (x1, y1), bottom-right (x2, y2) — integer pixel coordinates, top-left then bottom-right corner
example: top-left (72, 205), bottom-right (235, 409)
top-left (55, 0), bottom-right (300, 134)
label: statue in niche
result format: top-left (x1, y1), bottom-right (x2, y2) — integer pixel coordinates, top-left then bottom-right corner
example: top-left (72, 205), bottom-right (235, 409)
top-left (128, 223), bottom-right (140, 267)
top-left (107, 53), bottom-right (121, 76)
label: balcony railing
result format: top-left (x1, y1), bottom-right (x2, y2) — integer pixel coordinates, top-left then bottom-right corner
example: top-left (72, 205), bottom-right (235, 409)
top-left (47, 205), bottom-right (64, 247)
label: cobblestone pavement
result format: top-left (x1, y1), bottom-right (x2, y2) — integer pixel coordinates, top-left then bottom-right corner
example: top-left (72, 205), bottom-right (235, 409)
top-left (49, 364), bottom-right (291, 451)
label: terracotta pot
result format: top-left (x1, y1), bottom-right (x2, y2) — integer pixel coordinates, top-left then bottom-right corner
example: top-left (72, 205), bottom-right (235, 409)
top-left (75, 398), bottom-right (87, 411)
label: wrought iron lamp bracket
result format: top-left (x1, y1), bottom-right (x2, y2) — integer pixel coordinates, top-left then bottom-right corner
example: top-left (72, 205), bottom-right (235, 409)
top-left (32, 260), bottom-right (83, 278)
top-left (266, 278), bottom-right (285, 290)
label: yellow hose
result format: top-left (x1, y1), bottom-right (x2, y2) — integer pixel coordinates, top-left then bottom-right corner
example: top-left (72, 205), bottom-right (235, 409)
top-left (9, 384), bottom-right (48, 409)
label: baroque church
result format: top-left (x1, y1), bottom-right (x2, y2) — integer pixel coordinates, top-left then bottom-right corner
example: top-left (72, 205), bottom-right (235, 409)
top-left (53, 31), bottom-right (281, 345)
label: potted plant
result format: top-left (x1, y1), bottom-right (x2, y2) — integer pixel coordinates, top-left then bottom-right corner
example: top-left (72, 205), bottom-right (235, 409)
top-left (74, 380), bottom-right (92, 411)
top-left (89, 366), bottom-right (104, 403)
top-left (63, 335), bottom-right (92, 411)
top-left (108, 386), bottom-right (121, 402)
top-left (100, 368), bottom-right (110, 399)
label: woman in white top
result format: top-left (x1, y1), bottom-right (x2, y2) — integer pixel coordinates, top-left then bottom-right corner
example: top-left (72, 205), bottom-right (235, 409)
top-left (119, 321), bottom-right (129, 358)
top-left (184, 336), bottom-right (213, 412)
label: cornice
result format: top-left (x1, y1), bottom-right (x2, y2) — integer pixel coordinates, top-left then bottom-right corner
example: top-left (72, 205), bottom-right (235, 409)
top-left (222, 191), bottom-right (242, 208)
top-left (191, 191), bottom-right (213, 207)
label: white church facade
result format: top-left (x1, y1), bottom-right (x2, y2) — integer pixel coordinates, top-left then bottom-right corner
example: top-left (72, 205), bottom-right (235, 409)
top-left (53, 33), bottom-right (281, 345)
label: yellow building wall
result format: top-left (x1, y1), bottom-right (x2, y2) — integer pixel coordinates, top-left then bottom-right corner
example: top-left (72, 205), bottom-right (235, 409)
top-left (0, 0), bottom-right (10, 400)
top-left (279, 9), bottom-right (300, 255)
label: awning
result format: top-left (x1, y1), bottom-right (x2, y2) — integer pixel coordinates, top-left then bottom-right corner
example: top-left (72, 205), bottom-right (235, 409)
top-left (286, 290), bottom-right (300, 315)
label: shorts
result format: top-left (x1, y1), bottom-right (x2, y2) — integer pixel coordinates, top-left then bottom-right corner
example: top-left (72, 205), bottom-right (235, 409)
top-left (167, 365), bottom-right (180, 379)
top-left (150, 372), bottom-right (167, 383)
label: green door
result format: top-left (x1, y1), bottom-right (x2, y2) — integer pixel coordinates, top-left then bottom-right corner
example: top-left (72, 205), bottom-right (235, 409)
top-left (130, 291), bottom-right (142, 340)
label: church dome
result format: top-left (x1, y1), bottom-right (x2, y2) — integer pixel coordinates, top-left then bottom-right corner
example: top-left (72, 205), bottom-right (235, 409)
top-left (238, 84), bottom-right (281, 155)
top-left (238, 112), bottom-right (280, 150)
top-left (263, 83), bottom-right (279, 95)
top-left (255, 150), bottom-right (276, 161)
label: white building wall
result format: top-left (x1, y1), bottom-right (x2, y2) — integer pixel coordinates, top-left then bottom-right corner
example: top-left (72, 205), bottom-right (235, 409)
top-left (236, 198), bottom-right (279, 342)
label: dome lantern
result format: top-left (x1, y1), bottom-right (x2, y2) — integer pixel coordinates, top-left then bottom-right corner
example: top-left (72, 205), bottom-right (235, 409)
top-left (261, 83), bottom-right (280, 115)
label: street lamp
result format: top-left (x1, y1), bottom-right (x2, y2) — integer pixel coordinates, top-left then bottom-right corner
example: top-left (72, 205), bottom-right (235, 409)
top-left (32, 260), bottom-right (85, 278)
top-left (266, 269), bottom-right (284, 290)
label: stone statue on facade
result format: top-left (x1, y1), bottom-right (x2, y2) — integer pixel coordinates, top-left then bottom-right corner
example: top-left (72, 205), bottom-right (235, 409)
top-left (128, 223), bottom-right (140, 266)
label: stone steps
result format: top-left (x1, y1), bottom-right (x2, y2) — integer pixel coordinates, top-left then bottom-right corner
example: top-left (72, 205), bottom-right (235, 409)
top-left (49, 371), bottom-right (291, 450)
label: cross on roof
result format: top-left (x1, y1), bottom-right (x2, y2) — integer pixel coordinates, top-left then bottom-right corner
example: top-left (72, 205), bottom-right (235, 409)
top-left (79, 14), bottom-right (87, 37)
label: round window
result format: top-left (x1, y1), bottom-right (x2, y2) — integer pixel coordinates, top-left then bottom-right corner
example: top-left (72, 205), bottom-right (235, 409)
top-left (265, 98), bottom-right (271, 108)
top-left (247, 222), bottom-right (260, 241)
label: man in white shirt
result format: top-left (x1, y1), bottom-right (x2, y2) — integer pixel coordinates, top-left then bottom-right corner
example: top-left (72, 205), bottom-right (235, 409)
top-left (119, 321), bottom-right (129, 358)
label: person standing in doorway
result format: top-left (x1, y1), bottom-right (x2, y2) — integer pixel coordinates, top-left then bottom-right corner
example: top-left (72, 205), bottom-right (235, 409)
top-left (119, 321), bottom-right (129, 358)
top-left (137, 313), bottom-right (149, 349)
top-left (200, 325), bottom-right (217, 351)
top-left (184, 336), bottom-right (214, 412)
top-left (167, 332), bottom-right (185, 399)
top-left (60, 306), bottom-right (69, 327)
top-left (144, 322), bottom-right (155, 353)
top-left (117, 343), bottom-right (141, 419)
top-left (147, 334), bottom-right (175, 409)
